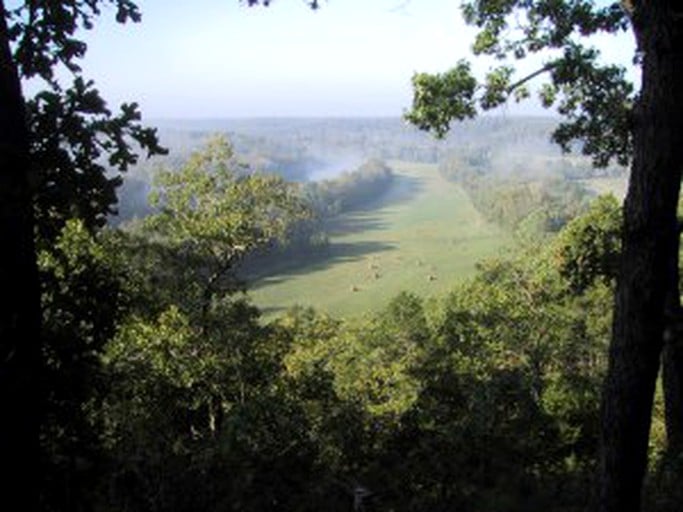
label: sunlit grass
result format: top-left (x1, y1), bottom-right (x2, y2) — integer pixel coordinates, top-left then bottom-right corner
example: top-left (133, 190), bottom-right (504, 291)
top-left (249, 160), bottom-right (511, 318)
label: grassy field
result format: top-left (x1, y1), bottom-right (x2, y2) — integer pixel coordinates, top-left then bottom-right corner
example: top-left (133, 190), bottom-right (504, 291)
top-left (248, 161), bottom-right (511, 318)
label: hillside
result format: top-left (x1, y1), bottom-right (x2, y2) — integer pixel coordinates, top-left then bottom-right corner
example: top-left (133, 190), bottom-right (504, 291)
top-left (248, 160), bottom-right (510, 317)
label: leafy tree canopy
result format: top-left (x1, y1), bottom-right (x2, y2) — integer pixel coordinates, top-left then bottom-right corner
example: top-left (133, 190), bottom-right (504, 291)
top-left (554, 194), bottom-right (622, 294)
top-left (143, 136), bottom-right (309, 310)
top-left (5, 1), bottom-right (166, 241)
top-left (405, 0), bottom-right (634, 167)
top-left (404, 2), bottom-right (683, 511)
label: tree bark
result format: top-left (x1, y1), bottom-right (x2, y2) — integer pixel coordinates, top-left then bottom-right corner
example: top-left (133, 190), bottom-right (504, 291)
top-left (599, 3), bottom-right (683, 511)
top-left (0, 1), bottom-right (43, 510)
top-left (662, 224), bottom-right (683, 453)
top-left (663, 340), bottom-right (683, 452)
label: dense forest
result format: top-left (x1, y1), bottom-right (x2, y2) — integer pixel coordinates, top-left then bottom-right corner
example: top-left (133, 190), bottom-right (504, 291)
top-left (2, 1), bottom-right (683, 512)
top-left (33, 141), bottom-right (635, 511)
top-left (21, 135), bottom-right (681, 511)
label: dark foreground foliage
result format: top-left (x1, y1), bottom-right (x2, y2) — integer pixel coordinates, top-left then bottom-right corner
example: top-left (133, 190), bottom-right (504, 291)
top-left (37, 141), bottom-right (679, 511)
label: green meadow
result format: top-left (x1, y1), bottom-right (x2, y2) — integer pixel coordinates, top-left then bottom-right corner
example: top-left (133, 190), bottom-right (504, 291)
top-left (249, 161), bottom-right (511, 318)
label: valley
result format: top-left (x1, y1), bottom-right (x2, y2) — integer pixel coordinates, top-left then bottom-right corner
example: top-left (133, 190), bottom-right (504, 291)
top-left (248, 160), bottom-right (510, 317)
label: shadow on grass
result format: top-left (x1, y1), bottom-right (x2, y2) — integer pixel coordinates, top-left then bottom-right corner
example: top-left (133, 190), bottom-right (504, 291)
top-left (356, 173), bottom-right (424, 212)
top-left (325, 174), bottom-right (425, 236)
top-left (325, 213), bottom-right (389, 236)
top-left (242, 172), bottom-right (424, 296)
top-left (246, 239), bottom-right (397, 290)
top-left (384, 173), bottom-right (425, 204)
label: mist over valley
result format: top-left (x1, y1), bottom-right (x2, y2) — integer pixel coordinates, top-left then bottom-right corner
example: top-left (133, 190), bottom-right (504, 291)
top-left (113, 116), bottom-right (626, 316)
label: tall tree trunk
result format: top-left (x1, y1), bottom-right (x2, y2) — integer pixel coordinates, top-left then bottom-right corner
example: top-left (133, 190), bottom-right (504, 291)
top-left (663, 225), bottom-right (683, 453)
top-left (599, 3), bottom-right (683, 511)
top-left (0, 1), bottom-right (43, 510)
top-left (663, 340), bottom-right (683, 452)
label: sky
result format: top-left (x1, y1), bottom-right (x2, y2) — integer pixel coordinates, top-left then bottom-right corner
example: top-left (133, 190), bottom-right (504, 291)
top-left (62, 0), bottom-right (639, 119)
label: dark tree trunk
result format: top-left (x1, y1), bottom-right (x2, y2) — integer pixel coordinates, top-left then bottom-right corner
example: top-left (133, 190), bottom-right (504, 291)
top-left (599, 3), bottom-right (683, 512)
top-left (0, 1), bottom-right (43, 510)
top-left (663, 340), bottom-right (683, 452)
top-left (663, 224), bottom-right (683, 453)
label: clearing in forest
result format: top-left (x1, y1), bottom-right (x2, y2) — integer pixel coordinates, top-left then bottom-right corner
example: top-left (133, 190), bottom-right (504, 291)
top-left (249, 160), bottom-right (510, 318)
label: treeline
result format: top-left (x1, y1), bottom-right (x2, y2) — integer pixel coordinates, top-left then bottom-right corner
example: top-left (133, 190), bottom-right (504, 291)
top-left (240, 158), bottom-right (395, 274)
top-left (468, 177), bottom-right (590, 233)
top-left (303, 158), bottom-right (394, 217)
top-left (36, 136), bottom-right (681, 511)
top-left (117, 116), bottom-right (623, 196)
top-left (113, 143), bottom-right (395, 281)
top-left (112, 136), bottom-right (318, 225)
top-left (439, 150), bottom-right (592, 236)
top-left (113, 118), bottom-right (624, 230)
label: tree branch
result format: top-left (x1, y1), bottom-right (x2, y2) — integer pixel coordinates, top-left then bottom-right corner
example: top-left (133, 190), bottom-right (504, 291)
top-left (506, 62), bottom-right (557, 93)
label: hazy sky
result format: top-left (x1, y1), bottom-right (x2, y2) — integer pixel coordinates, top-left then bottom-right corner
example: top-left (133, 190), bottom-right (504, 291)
top-left (65, 0), bottom-right (638, 119)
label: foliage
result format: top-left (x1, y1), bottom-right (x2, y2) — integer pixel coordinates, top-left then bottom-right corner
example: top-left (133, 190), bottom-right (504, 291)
top-left (101, 298), bottom-right (325, 512)
top-left (142, 136), bottom-right (308, 315)
top-left (243, 158), bottom-right (396, 273)
top-left (405, 1), bottom-right (634, 168)
top-left (27, 179), bottom-right (631, 512)
top-left (82, 137), bottom-right (319, 511)
top-left (404, 7), bottom-right (683, 508)
top-left (272, 230), bottom-right (615, 511)
top-left (554, 194), bottom-right (622, 293)
top-left (7, 1), bottom-right (659, 510)
top-left (37, 219), bottom-right (128, 510)
top-left (2, 2), bottom-right (165, 508)
top-left (303, 159), bottom-right (394, 218)
top-left (28, 78), bottom-right (166, 242)
top-left (6, 1), bottom-right (166, 242)
top-left (286, 292), bottom-right (425, 418)
top-left (439, 151), bottom-right (593, 236)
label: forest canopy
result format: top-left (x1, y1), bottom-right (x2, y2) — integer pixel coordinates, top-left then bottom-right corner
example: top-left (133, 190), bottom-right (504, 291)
top-left (1, 1), bottom-right (682, 512)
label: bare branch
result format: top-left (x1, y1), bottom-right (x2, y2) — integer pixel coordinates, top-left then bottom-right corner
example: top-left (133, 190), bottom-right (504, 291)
top-left (506, 62), bottom-right (557, 93)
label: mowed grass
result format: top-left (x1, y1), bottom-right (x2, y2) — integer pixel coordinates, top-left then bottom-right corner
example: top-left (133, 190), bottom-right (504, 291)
top-left (249, 161), bottom-right (511, 318)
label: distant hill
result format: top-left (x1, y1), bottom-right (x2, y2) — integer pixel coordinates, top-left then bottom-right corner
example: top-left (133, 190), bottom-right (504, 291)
top-left (112, 116), bottom-right (625, 225)
top-left (148, 116), bottom-right (566, 175)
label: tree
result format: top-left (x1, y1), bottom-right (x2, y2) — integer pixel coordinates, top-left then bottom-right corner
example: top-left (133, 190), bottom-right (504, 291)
top-left (0, 3), bottom-right (42, 509)
top-left (554, 194), bottom-right (622, 295)
top-left (142, 136), bottom-right (308, 323)
top-left (405, 2), bottom-right (683, 510)
top-left (91, 140), bottom-right (314, 509)
top-left (1, 2), bottom-right (320, 507)
top-left (0, 1), bottom-right (164, 508)
top-left (38, 220), bottom-right (129, 510)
